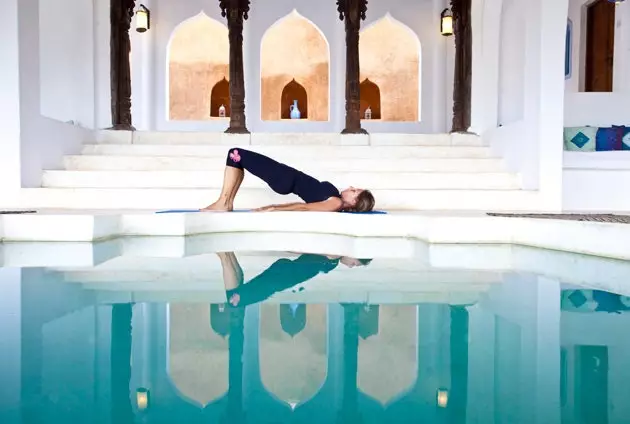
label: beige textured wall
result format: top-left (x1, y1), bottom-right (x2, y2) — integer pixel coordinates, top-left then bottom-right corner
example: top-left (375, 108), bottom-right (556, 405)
top-left (261, 12), bottom-right (329, 121)
top-left (360, 16), bottom-right (420, 121)
top-left (357, 306), bottom-right (417, 404)
top-left (169, 14), bottom-right (229, 120)
top-left (259, 303), bottom-right (327, 404)
top-left (169, 304), bottom-right (229, 406)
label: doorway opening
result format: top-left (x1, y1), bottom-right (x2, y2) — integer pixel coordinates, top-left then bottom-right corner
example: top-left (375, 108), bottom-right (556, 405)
top-left (584, 0), bottom-right (615, 92)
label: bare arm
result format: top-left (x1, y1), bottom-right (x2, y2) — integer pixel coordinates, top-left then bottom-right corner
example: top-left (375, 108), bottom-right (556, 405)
top-left (257, 197), bottom-right (342, 212)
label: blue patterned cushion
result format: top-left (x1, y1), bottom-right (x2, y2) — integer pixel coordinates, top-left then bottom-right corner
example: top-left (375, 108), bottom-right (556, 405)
top-left (622, 127), bottom-right (630, 151)
top-left (564, 127), bottom-right (597, 151)
top-left (596, 127), bottom-right (623, 151)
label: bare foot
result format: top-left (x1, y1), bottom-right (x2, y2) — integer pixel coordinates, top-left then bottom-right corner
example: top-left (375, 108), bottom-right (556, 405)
top-left (201, 200), bottom-right (233, 212)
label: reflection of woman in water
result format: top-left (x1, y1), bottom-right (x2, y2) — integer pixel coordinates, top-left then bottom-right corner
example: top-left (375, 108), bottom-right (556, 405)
top-left (216, 252), bottom-right (371, 307)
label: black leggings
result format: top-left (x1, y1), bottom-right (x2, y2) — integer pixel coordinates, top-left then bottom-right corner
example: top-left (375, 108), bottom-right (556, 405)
top-left (226, 148), bottom-right (297, 195)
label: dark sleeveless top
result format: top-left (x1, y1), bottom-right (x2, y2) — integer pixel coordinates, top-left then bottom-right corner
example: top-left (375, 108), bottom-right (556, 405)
top-left (226, 254), bottom-right (339, 307)
top-left (293, 171), bottom-right (341, 203)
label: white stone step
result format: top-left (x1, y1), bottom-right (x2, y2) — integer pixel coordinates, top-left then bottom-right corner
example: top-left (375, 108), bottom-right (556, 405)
top-left (62, 156), bottom-right (506, 172)
top-left (42, 170), bottom-right (521, 190)
top-left (97, 130), bottom-right (483, 147)
top-left (19, 188), bottom-right (539, 210)
top-left (81, 144), bottom-right (494, 159)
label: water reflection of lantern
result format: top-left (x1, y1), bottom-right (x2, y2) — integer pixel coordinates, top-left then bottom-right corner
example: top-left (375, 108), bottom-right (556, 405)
top-left (137, 388), bottom-right (150, 410)
top-left (437, 388), bottom-right (449, 408)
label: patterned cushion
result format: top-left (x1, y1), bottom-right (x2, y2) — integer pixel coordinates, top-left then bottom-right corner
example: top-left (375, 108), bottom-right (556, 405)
top-left (564, 127), bottom-right (597, 151)
top-left (596, 126), bottom-right (623, 151)
top-left (622, 127), bottom-right (630, 151)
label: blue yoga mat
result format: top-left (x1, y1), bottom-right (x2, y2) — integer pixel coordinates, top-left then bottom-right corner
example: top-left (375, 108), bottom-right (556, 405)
top-left (156, 209), bottom-right (387, 215)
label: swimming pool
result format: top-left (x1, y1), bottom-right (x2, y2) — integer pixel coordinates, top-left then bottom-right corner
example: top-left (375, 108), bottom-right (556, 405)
top-left (1, 234), bottom-right (629, 423)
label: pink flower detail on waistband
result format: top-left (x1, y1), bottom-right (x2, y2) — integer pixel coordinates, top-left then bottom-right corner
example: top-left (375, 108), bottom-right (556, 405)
top-left (229, 149), bottom-right (241, 163)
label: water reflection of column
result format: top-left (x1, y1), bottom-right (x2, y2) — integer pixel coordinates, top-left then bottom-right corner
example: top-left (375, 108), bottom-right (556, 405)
top-left (111, 304), bottom-right (134, 424)
top-left (21, 303), bottom-right (43, 423)
top-left (449, 306), bottom-right (469, 423)
top-left (338, 304), bottom-right (361, 423)
top-left (465, 304), bottom-right (495, 423)
top-left (532, 277), bottom-right (561, 424)
top-left (0, 269), bottom-right (22, 422)
top-left (222, 306), bottom-right (246, 424)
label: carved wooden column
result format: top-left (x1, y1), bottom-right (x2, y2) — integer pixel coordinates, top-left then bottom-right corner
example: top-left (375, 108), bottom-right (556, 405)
top-left (451, 0), bottom-right (472, 133)
top-left (110, 0), bottom-right (136, 130)
top-left (337, 0), bottom-right (368, 134)
top-left (219, 0), bottom-right (250, 134)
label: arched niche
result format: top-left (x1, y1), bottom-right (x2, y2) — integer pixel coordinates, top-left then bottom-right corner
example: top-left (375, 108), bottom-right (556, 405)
top-left (261, 10), bottom-right (329, 121)
top-left (259, 303), bottom-right (327, 406)
top-left (281, 79), bottom-right (308, 120)
top-left (210, 77), bottom-right (230, 118)
top-left (359, 304), bottom-right (380, 339)
top-left (168, 13), bottom-right (229, 121)
top-left (168, 303), bottom-right (228, 406)
top-left (360, 79), bottom-right (381, 120)
top-left (357, 305), bottom-right (417, 405)
top-left (360, 15), bottom-right (421, 121)
top-left (280, 304), bottom-right (307, 336)
top-left (210, 303), bottom-right (230, 336)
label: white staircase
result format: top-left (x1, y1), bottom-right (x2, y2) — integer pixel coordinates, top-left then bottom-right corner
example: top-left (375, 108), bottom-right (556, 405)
top-left (20, 131), bottom-right (533, 211)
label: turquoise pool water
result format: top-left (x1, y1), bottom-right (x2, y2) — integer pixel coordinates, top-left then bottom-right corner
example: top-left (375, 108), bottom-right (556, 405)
top-left (1, 242), bottom-right (630, 423)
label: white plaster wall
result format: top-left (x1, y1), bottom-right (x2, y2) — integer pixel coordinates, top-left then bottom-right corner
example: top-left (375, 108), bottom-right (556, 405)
top-left (16, 0), bottom-right (94, 190)
top-left (564, 1), bottom-right (630, 127)
top-left (94, 0), bottom-right (112, 129)
top-left (497, 0), bottom-right (525, 126)
top-left (130, 0), bottom-right (444, 133)
top-left (484, 0), bottom-right (567, 206)
top-left (39, 0), bottom-right (95, 128)
top-left (0, 0), bottom-right (22, 201)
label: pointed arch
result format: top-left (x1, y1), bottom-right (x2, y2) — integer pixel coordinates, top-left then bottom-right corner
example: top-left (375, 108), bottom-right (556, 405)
top-left (259, 303), bottom-right (327, 407)
top-left (168, 12), bottom-right (229, 121)
top-left (261, 10), bottom-right (330, 121)
top-left (168, 303), bottom-right (228, 407)
top-left (357, 305), bottom-right (417, 405)
top-left (210, 78), bottom-right (230, 118)
top-left (360, 14), bottom-right (421, 121)
top-left (281, 79), bottom-right (308, 119)
top-left (360, 79), bottom-right (381, 120)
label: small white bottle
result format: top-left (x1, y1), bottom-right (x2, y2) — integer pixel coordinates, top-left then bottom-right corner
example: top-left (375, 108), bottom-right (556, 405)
top-left (219, 104), bottom-right (226, 118)
top-left (365, 106), bottom-right (372, 120)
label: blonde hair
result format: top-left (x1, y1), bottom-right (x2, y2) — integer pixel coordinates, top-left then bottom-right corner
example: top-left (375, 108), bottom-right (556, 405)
top-left (352, 190), bottom-right (375, 212)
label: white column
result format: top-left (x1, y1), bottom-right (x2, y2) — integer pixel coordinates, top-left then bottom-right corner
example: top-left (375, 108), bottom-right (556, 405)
top-left (0, 0), bottom-right (22, 205)
top-left (131, 0), bottom-right (156, 131)
top-left (470, 0), bottom-right (502, 134)
top-left (0, 268), bottom-right (22, 421)
top-left (524, 0), bottom-right (568, 205)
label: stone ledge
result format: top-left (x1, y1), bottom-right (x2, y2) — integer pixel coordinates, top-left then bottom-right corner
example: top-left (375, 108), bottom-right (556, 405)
top-left (1, 211), bottom-right (629, 260)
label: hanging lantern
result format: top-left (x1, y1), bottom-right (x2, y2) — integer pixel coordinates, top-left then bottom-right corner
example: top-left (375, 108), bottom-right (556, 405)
top-left (135, 5), bottom-right (150, 33)
top-left (441, 8), bottom-right (454, 36)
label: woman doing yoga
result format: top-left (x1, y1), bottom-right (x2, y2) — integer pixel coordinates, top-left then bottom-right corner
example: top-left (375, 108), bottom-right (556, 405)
top-left (202, 148), bottom-right (375, 212)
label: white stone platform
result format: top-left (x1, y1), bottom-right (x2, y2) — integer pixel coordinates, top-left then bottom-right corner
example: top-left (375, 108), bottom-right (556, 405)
top-left (9, 130), bottom-right (544, 211)
top-left (1, 210), bottom-right (629, 260)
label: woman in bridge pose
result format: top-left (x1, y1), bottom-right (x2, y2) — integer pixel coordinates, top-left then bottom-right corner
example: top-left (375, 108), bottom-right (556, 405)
top-left (202, 148), bottom-right (375, 212)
